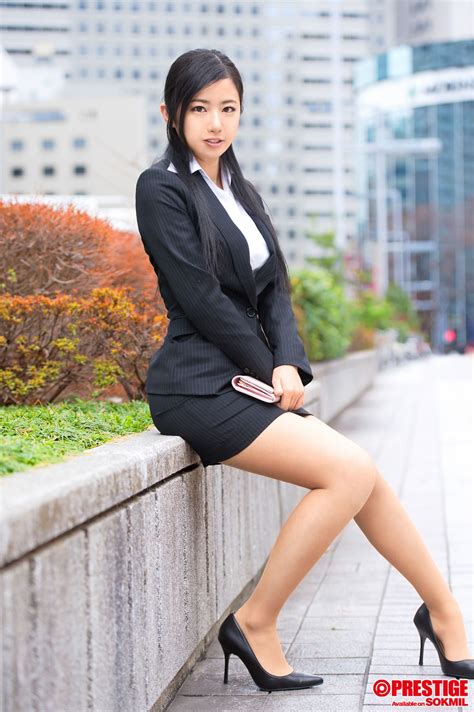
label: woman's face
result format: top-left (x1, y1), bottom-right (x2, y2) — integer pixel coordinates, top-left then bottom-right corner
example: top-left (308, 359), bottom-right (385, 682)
top-left (162, 78), bottom-right (241, 163)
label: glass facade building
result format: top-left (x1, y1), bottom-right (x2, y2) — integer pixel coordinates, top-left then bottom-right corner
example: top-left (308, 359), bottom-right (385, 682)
top-left (355, 40), bottom-right (474, 351)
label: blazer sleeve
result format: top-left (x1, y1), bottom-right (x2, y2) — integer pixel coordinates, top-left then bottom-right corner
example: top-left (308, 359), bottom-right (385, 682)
top-left (257, 279), bottom-right (313, 386)
top-left (251, 191), bottom-right (313, 386)
top-left (135, 167), bottom-right (275, 385)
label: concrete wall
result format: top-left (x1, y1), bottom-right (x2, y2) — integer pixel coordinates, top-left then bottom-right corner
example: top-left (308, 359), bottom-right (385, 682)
top-left (1, 350), bottom-right (377, 712)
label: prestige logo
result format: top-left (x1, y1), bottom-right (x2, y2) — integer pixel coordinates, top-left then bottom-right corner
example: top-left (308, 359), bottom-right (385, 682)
top-left (373, 678), bottom-right (470, 706)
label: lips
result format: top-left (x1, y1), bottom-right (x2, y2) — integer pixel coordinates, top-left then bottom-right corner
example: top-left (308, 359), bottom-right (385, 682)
top-left (204, 139), bottom-right (223, 144)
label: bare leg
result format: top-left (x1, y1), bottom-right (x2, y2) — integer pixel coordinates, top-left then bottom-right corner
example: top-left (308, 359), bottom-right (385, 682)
top-left (353, 470), bottom-right (471, 660)
top-left (221, 411), bottom-right (471, 675)
top-left (220, 412), bottom-right (378, 675)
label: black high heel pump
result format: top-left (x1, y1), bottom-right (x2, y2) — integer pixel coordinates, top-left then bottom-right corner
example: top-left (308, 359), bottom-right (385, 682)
top-left (413, 602), bottom-right (474, 679)
top-left (217, 611), bottom-right (324, 692)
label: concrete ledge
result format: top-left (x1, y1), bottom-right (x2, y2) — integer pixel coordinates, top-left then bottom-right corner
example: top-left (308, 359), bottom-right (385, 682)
top-left (1, 349), bottom-right (378, 711)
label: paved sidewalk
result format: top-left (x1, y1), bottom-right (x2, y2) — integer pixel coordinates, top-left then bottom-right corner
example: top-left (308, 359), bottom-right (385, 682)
top-left (167, 354), bottom-right (474, 711)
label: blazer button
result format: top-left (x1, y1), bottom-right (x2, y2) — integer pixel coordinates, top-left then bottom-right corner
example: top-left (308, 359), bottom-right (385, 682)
top-left (244, 367), bottom-right (250, 373)
top-left (246, 307), bottom-right (257, 317)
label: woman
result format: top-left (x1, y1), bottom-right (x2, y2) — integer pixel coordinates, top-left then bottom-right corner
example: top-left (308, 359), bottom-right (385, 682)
top-left (135, 49), bottom-right (473, 692)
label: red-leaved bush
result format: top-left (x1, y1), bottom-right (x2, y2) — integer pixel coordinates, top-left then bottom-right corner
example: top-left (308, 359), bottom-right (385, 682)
top-left (0, 199), bottom-right (171, 404)
top-left (0, 199), bottom-right (158, 303)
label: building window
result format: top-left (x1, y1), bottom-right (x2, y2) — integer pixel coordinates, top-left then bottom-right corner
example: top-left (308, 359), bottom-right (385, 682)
top-left (303, 100), bottom-right (332, 113)
top-left (302, 78), bottom-right (331, 84)
top-left (74, 165), bottom-right (87, 175)
top-left (42, 139), bottom-right (55, 150)
top-left (11, 167), bottom-right (24, 177)
top-left (43, 166), bottom-right (55, 176)
top-left (73, 137), bottom-right (87, 149)
top-left (10, 139), bottom-right (24, 151)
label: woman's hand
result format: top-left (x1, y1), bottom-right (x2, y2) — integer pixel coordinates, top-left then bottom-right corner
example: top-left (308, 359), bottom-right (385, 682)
top-left (272, 364), bottom-right (305, 411)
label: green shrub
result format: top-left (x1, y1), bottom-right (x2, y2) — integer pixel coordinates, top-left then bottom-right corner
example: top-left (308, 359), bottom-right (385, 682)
top-left (290, 268), bottom-right (354, 362)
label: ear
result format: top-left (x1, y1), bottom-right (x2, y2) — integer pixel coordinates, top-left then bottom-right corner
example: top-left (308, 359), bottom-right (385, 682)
top-left (160, 103), bottom-right (172, 127)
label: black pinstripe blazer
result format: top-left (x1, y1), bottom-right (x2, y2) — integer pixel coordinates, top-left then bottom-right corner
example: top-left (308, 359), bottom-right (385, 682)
top-left (135, 157), bottom-right (314, 395)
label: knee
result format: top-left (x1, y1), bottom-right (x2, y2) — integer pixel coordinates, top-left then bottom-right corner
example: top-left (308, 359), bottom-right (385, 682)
top-left (337, 448), bottom-right (378, 510)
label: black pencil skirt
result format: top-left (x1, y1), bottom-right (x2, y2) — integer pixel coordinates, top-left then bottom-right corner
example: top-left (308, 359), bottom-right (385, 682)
top-left (147, 390), bottom-right (313, 467)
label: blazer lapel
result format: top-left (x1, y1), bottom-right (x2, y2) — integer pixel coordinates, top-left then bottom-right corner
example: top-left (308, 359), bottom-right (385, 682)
top-left (158, 158), bottom-right (274, 310)
top-left (196, 172), bottom-right (274, 310)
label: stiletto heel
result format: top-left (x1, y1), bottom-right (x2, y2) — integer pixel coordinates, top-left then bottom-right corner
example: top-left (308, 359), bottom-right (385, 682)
top-left (418, 631), bottom-right (426, 665)
top-left (413, 602), bottom-right (474, 679)
top-left (217, 611), bottom-right (324, 692)
top-left (222, 646), bottom-right (231, 684)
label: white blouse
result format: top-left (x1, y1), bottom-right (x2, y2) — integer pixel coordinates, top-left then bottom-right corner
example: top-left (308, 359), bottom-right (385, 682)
top-left (167, 155), bottom-right (270, 271)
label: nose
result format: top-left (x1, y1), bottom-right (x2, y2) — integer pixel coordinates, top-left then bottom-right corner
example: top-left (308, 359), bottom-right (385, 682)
top-left (209, 111), bottom-right (223, 130)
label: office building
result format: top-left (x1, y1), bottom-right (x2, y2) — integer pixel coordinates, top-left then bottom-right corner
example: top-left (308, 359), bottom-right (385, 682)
top-left (355, 39), bottom-right (474, 350)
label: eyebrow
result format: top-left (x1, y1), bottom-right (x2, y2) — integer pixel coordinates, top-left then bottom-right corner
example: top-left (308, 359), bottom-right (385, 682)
top-left (190, 99), bottom-right (238, 104)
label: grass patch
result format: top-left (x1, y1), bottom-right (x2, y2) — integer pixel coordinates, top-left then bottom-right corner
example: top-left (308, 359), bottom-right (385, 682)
top-left (0, 397), bottom-right (153, 477)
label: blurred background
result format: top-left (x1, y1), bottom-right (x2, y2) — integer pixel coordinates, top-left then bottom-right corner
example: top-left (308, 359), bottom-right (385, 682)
top-left (0, 0), bottom-right (473, 357)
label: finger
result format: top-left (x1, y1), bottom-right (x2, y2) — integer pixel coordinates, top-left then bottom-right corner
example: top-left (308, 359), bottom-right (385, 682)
top-left (273, 378), bottom-right (283, 398)
top-left (278, 393), bottom-right (290, 411)
top-left (291, 393), bottom-right (305, 411)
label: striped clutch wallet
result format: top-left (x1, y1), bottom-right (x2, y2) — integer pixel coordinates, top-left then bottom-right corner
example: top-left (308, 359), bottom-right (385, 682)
top-left (231, 374), bottom-right (281, 403)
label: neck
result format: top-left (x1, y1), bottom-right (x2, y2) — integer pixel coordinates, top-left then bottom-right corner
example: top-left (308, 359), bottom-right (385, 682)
top-left (197, 158), bottom-right (222, 189)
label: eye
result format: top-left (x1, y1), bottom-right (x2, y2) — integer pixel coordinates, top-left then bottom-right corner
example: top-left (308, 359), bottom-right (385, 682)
top-left (191, 106), bottom-right (236, 113)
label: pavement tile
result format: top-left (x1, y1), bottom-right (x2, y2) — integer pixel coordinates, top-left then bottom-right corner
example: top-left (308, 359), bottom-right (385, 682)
top-left (168, 695), bottom-right (269, 710)
top-left (300, 616), bottom-right (378, 631)
top-left (261, 693), bottom-right (361, 711)
top-left (289, 641), bottom-right (373, 658)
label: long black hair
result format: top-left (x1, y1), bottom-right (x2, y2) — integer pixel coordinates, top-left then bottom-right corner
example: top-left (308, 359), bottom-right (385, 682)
top-left (151, 48), bottom-right (292, 295)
